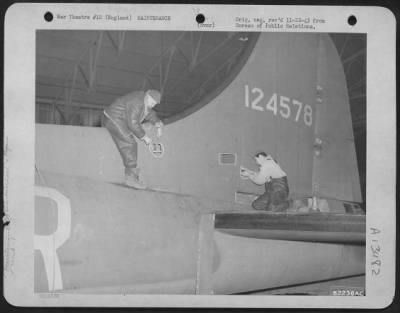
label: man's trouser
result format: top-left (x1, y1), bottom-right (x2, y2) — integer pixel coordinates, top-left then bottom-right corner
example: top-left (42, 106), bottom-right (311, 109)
top-left (252, 176), bottom-right (290, 211)
top-left (103, 114), bottom-right (138, 173)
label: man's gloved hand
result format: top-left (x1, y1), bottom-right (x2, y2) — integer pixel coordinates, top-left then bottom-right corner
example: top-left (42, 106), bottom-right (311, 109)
top-left (155, 122), bottom-right (163, 138)
top-left (240, 167), bottom-right (250, 179)
top-left (142, 135), bottom-right (153, 146)
top-left (240, 166), bottom-right (257, 180)
top-left (156, 127), bottom-right (162, 138)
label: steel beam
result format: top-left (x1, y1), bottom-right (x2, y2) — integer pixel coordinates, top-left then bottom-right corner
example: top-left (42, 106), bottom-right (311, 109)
top-left (169, 33), bottom-right (237, 93)
top-left (196, 33), bottom-right (235, 66)
top-left (78, 65), bottom-right (90, 88)
top-left (339, 34), bottom-right (350, 57)
top-left (67, 101), bottom-right (82, 124)
top-left (89, 32), bottom-right (104, 87)
top-left (37, 97), bottom-right (104, 111)
top-left (188, 49), bottom-right (242, 102)
top-left (162, 46), bottom-right (176, 93)
top-left (105, 31), bottom-right (125, 54)
top-left (53, 103), bottom-right (67, 124)
top-left (118, 31), bottom-right (126, 53)
top-left (349, 93), bottom-right (366, 101)
top-left (344, 59), bottom-right (363, 76)
top-left (348, 77), bottom-right (366, 92)
top-left (190, 32), bottom-right (204, 71)
top-left (175, 46), bottom-right (191, 67)
top-left (342, 49), bottom-right (366, 65)
top-left (68, 66), bottom-right (78, 106)
top-left (106, 31), bottom-right (119, 52)
top-left (138, 32), bottom-right (186, 90)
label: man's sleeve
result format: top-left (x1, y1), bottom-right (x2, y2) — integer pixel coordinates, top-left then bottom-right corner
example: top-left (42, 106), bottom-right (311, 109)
top-left (144, 109), bottom-right (162, 125)
top-left (126, 100), bottom-right (146, 139)
top-left (251, 166), bottom-right (270, 185)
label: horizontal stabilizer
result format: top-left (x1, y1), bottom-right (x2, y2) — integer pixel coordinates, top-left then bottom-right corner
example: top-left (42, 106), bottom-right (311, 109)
top-left (215, 212), bottom-right (365, 244)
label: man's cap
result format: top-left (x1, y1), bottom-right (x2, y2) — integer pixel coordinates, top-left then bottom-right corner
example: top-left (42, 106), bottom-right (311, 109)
top-left (255, 151), bottom-right (276, 161)
top-left (147, 89), bottom-right (162, 104)
top-left (254, 151), bottom-right (268, 157)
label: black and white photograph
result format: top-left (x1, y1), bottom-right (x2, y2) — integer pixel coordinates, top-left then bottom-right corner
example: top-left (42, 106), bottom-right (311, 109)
top-left (3, 3), bottom-right (396, 308)
top-left (33, 29), bottom-right (367, 296)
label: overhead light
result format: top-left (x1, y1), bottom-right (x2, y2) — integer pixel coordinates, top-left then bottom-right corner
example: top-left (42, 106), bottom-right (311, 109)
top-left (238, 37), bottom-right (248, 41)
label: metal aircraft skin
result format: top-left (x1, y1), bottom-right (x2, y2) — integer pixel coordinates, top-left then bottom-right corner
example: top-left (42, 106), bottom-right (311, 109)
top-left (34, 33), bottom-right (365, 294)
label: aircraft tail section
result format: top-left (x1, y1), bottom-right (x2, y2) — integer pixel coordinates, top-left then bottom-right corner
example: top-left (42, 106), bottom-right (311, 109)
top-left (311, 35), bottom-right (363, 203)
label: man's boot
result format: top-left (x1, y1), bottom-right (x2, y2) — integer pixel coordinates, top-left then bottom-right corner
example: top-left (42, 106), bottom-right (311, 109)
top-left (125, 168), bottom-right (147, 190)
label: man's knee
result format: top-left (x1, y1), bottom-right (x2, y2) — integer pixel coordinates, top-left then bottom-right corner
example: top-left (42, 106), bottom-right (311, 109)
top-left (118, 136), bottom-right (137, 149)
top-left (252, 197), bottom-right (268, 210)
top-left (251, 200), bottom-right (259, 210)
top-left (269, 191), bottom-right (289, 211)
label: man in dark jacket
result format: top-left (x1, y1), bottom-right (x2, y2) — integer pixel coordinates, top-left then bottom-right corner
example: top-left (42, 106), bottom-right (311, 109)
top-left (103, 89), bottom-right (163, 189)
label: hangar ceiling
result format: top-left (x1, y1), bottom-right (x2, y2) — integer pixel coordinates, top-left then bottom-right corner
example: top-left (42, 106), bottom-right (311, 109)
top-left (36, 31), bottom-right (259, 125)
top-left (330, 33), bottom-right (366, 140)
top-left (36, 30), bottom-right (366, 138)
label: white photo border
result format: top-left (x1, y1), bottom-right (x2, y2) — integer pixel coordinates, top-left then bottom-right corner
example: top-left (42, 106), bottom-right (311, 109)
top-left (3, 3), bottom-right (396, 308)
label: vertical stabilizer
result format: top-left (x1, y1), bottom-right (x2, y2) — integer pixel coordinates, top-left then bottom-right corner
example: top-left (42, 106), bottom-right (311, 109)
top-left (312, 35), bottom-right (362, 203)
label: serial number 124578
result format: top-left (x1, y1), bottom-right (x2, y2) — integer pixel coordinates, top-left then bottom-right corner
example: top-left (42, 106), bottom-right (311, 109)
top-left (244, 85), bottom-right (313, 127)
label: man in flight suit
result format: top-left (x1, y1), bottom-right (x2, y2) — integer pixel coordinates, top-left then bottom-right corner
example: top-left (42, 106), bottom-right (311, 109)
top-left (241, 152), bottom-right (290, 211)
top-left (103, 89), bottom-right (163, 189)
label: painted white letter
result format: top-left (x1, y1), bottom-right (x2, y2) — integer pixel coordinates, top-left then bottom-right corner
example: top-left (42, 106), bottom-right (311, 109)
top-left (34, 186), bottom-right (71, 291)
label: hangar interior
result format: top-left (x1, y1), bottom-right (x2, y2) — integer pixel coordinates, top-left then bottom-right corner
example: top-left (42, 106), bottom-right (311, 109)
top-left (33, 31), bottom-right (367, 295)
top-left (35, 31), bottom-right (366, 206)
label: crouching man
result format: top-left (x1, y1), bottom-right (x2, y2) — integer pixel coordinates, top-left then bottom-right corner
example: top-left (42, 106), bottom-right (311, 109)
top-left (241, 152), bottom-right (290, 212)
top-left (103, 89), bottom-right (163, 189)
